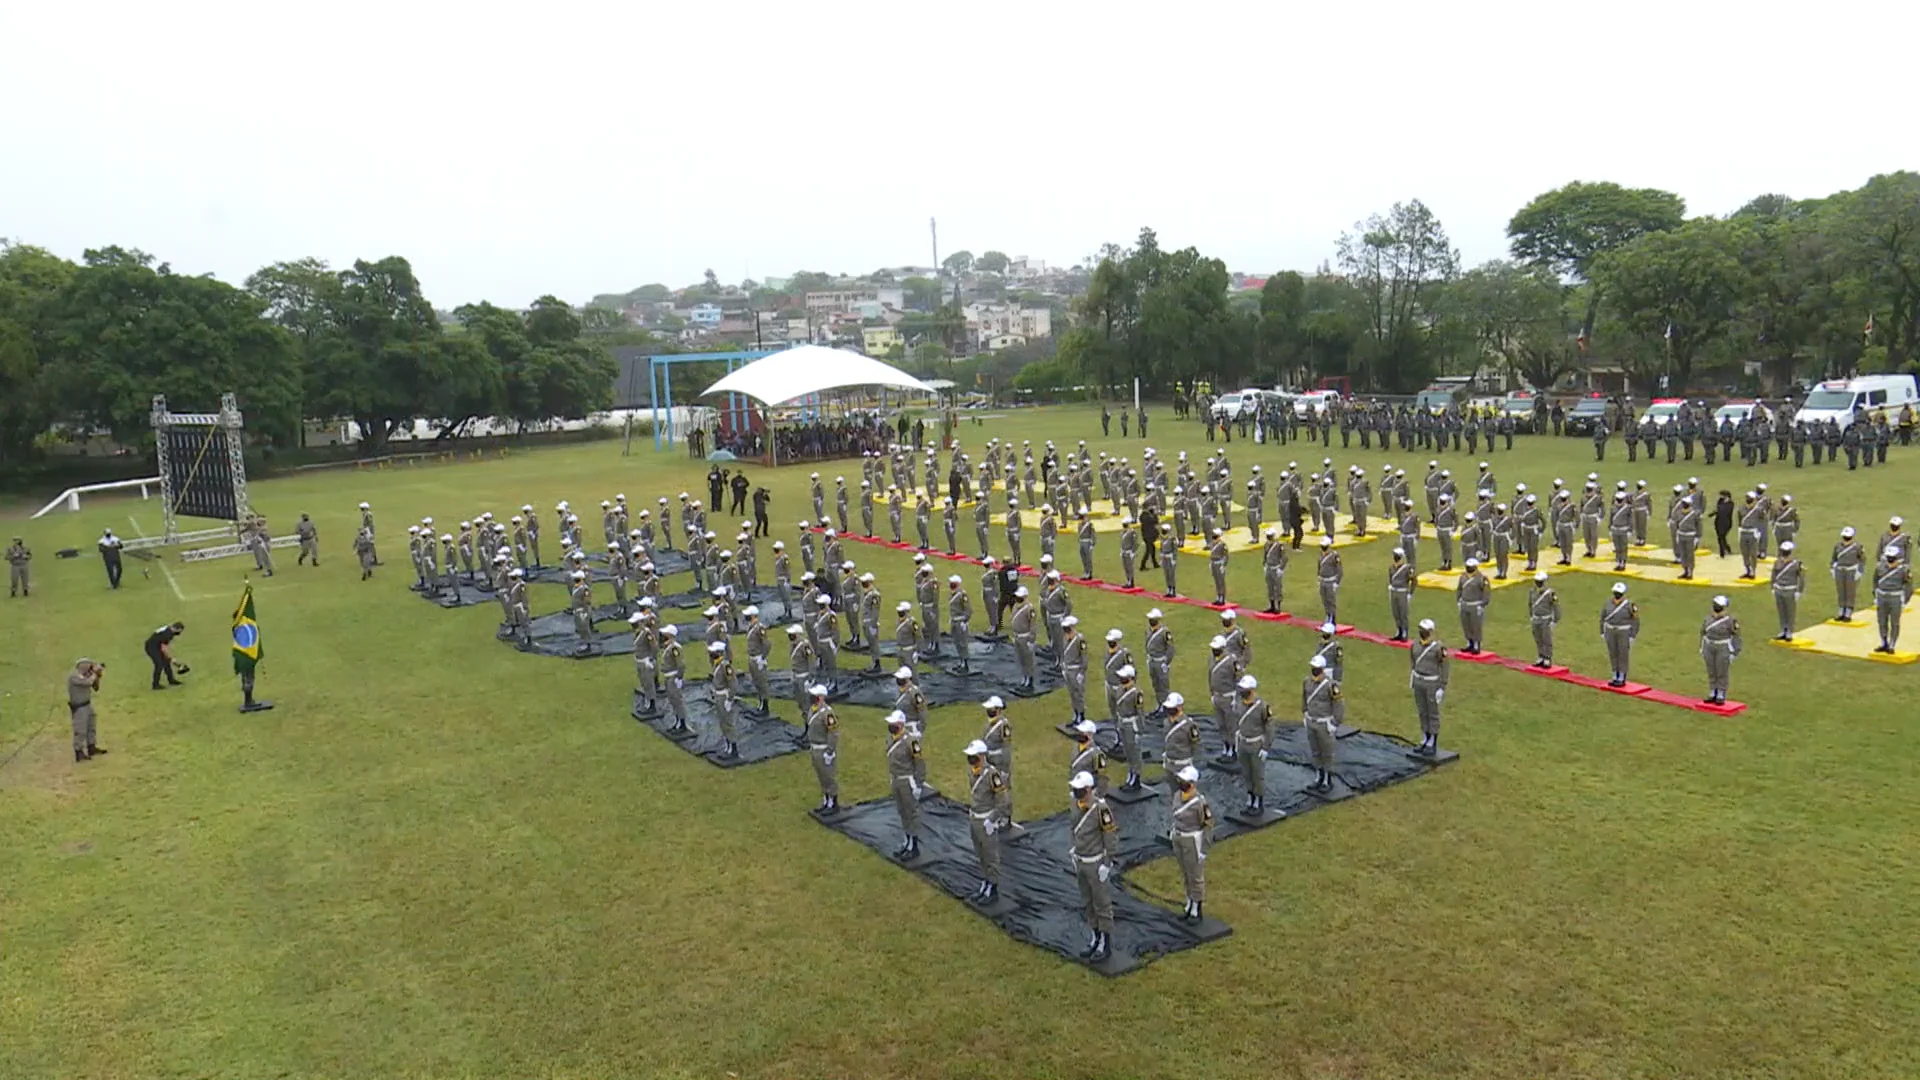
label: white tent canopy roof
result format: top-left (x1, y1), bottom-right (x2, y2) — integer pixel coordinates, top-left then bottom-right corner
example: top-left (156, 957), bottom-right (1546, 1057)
top-left (701, 346), bottom-right (936, 406)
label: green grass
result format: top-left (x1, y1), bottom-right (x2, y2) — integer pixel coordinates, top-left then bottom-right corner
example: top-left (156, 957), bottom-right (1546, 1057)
top-left (3, 405), bottom-right (1918, 1080)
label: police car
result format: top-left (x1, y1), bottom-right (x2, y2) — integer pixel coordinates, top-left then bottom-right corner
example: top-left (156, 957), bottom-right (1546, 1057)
top-left (1563, 394), bottom-right (1611, 435)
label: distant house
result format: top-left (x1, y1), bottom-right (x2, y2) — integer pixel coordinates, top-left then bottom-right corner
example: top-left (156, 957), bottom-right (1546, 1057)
top-left (806, 287), bottom-right (905, 315)
top-left (862, 326), bottom-right (905, 356)
top-left (963, 302), bottom-right (1052, 348)
top-left (689, 303), bottom-right (723, 327)
top-left (985, 333), bottom-right (1028, 351)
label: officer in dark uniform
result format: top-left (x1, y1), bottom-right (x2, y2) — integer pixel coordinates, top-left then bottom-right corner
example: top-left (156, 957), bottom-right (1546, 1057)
top-left (144, 621), bottom-right (185, 689)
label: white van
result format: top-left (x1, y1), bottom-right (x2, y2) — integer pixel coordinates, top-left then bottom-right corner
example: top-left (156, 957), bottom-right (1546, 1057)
top-left (1794, 375), bottom-right (1919, 431)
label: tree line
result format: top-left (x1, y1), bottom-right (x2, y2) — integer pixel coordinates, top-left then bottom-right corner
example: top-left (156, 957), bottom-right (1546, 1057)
top-left (0, 246), bottom-right (616, 468)
top-left (1057, 172), bottom-right (1920, 396)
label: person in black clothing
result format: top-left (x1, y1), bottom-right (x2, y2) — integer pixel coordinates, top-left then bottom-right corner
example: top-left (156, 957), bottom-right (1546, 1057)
top-left (995, 562), bottom-right (1020, 627)
top-left (1712, 491), bottom-right (1736, 558)
top-left (1138, 408), bottom-right (1149, 439)
top-left (912, 418), bottom-right (925, 449)
top-left (1285, 490), bottom-right (1306, 549)
top-left (1139, 506), bottom-right (1160, 568)
top-left (1101, 405), bottom-right (1112, 437)
top-left (729, 471), bottom-right (750, 514)
top-left (99, 528), bottom-right (125, 589)
top-left (751, 486), bottom-right (771, 537)
top-left (145, 621), bottom-right (185, 690)
top-left (706, 466), bottom-right (724, 508)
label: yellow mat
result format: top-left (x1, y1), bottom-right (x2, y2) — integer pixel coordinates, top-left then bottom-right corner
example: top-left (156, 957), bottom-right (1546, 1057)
top-left (1776, 616), bottom-right (1920, 664)
top-left (1416, 564), bottom-right (1570, 591)
top-left (1570, 551), bottom-right (1769, 589)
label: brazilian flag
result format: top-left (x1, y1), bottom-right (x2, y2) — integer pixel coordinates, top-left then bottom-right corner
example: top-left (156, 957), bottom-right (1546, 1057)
top-left (232, 584), bottom-right (263, 675)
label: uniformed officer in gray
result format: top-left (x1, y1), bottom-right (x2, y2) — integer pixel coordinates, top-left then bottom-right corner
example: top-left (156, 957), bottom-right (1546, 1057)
top-left (1302, 655), bottom-right (1344, 792)
top-left (1409, 618), bottom-right (1450, 755)
top-left (68, 658), bottom-right (105, 762)
top-left (1066, 771), bottom-right (1119, 962)
top-left (1316, 535), bottom-right (1343, 625)
top-left (359, 501), bottom-right (379, 563)
top-left (659, 624), bottom-right (689, 734)
top-left (1168, 764), bottom-right (1214, 923)
top-left (894, 600), bottom-right (923, 664)
top-left (1699, 596), bottom-right (1742, 704)
top-left (741, 606), bottom-right (772, 711)
top-left (1112, 665), bottom-right (1148, 792)
top-left (1770, 542), bottom-right (1804, 641)
top-left (1160, 692), bottom-right (1202, 792)
top-left (1455, 558), bottom-right (1490, 654)
top-left (6, 537), bottom-right (30, 597)
top-left (806, 685), bottom-right (840, 811)
top-left (787, 624), bottom-right (816, 718)
top-left (1434, 494), bottom-right (1458, 571)
top-left (812, 595), bottom-right (840, 683)
top-left (1527, 571), bottom-right (1560, 667)
top-left (915, 564), bottom-right (940, 646)
top-left (1101, 628), bottom-right (1132, 721)
top-left (1232, 674), bottom-right (1274, 814)
top-left (886, 711), bottom-right (923, 859)
top-left (295, 514), bottom-right (319, 566)
top-left (1060, 616), bottom-right (1089, 723)
top-left (1005, 499), bottom-right (1024, 567)
top-left (1873, 550), bottom-right (1913, 654)
top-left (965, 740), bottom-right (1012, 903)
top-left (1600, 582), bottom-right (1640, 687)
top-left (1738, 491), bottom-right (1767, 579)
top-left (1082, 507), bottom-right (1098, 576)
top-left (1159, 527), bottom-right (1181, 597)
top-left (1206, 635), bottom-right (1238, 763)
top-left (1118, 517), bottom-right (1140, 588)
top-left (1262, 527), bottom-right (1288, 614)
top-left (947, 575), bottom-right (973, 670)
top-left (1674, 496), bottom-right (1701, 579)
top-left (1608, 492), bottom-right (1633, 571)
top-left (981, 696), bottom-right (1014, 805)
top-left (1387, 547), bottom-right (1414, 641)
top-left (858, 574), bottom-right (883, 672)
top-left (1832, 526), bottom-right (1865, 622)
top-left (1207, 529), bottom-right (1230, 605)
top-left (627, 609), bottom-right (658, 712)
top-left (568, 571), bottom-right (595, 655)
top-left (1009, 587), bottom-right (1038, 690)
top-left (708, 642), bottom-right (741, 758)
top-left (1144, 608), bottom-right (1174, 709)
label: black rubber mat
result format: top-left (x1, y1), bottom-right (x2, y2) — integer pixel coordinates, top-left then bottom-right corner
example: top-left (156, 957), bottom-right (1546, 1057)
top-left (630, 688), bottom-right (806, 767)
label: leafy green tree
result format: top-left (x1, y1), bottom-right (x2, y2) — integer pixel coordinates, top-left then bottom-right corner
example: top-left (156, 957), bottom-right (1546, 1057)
top-left (1592, 217), bottom-right (1746, 391)
top-left (580, 306), bottom-right (628, 333)
top-left (788, 270), bottom-right (833, 293)
top-left (902, 276), bottom-right (941, 311)
top-left (976, 251), bottom-right (1010, 274)
top-left (1507, 181), bottom-right (1686, 340)
top-left (51, 247), bottom-right (302, 443)
top-left (0, 242), bottom-right (76, 467)
top-left (1337, 199), bottom-right (1460, 391)
top-left (1825, 172), bottom-right (1920, 368)
top-left (943, 250), bottom-right (973, 275)
top-left (1439, 261), bottom-right (1575, 390)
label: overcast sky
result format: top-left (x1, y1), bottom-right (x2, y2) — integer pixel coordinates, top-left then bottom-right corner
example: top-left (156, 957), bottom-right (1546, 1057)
top-left (3, 1), bottom-right (1907, 308)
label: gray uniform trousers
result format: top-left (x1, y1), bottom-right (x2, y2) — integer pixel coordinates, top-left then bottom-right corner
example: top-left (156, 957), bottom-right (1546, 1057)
top-left (811, 746), bottom-right (838, 800)
top-left (1604, 629), bottom-right (1634, 680)
top-left (1075, 855), bottom-right (1114, 932)
top-left (892, 775), bottom-right (921, 837)
top-left (1878, 593), bottom-right (1904, 649)
top-left (1174, 831), bottom-right (1206, 902)
top-left (1412, 682), bottom-right (1443, 738)
top-left (1702, 643), bottom-right (1734, 696)
top-left (1531, 618), bottom-right (1555, 662)
top-left (970, 814), bottom-right (1002, 884)
top-left (1390, 588), bottom-right (1412, 637)
top-left (1015, 633), bottom-right (1037, 682)
top-left (1775, 590), bottom-right (1798, 638)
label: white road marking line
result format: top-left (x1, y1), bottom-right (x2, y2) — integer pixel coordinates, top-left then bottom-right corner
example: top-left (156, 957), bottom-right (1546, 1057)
top-left (127, 515), bottom-right (188, 602)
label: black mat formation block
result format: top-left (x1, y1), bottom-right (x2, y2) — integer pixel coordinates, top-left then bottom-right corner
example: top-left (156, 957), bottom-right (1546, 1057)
top-left (816, 797), bottom-right (1228, 975)
top-left (412, 579), bottom-right (499, 608)
top-left (657, 584), bottom-right (783, 610)
top-left (631, 689), bottom-right (805, 767)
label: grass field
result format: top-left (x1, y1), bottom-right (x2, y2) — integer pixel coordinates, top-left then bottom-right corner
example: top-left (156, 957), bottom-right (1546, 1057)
top-left (3, 404), bottom-right (1918, 1080)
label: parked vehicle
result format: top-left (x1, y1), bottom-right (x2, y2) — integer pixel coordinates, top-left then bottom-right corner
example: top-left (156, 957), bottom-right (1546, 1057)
top-left (1713, 399), bottom-right (1766, 427)
top-left (1501, 391), bottom-right (1541, 432)
top-left (1564, 394), bottom-right (1611, 435)
top-left (1794, 375), bottom-right (1919, 432)
top-left (1637, 398), bottom-right (1687, 427)
top-left (1293, 390), bottom-right (1339, 418)
top-left (1211, 392), bottom-right (1252, 423)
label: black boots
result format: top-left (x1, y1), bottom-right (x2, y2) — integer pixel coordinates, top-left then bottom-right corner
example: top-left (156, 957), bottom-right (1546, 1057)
top-left (1182, 899), bottom-right (1203, 923)
top-left (1083, 931), bottom-right (1110, 962)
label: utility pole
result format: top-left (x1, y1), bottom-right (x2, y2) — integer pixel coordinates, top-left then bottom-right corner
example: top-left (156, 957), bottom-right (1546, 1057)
top-left (930, 217), bottom-right (939, 278)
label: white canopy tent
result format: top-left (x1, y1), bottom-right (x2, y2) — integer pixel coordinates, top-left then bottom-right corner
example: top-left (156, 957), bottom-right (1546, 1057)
top-left (700, 345), bottom-right (936, 406)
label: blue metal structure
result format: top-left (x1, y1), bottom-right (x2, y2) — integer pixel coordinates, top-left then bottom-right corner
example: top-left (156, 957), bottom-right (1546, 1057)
top-left (649, 350), bottom-right (777, 451)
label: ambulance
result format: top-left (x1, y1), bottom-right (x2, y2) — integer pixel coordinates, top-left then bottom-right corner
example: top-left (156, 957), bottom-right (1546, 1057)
top-left (1793, 375), bottom-right (1919, 432)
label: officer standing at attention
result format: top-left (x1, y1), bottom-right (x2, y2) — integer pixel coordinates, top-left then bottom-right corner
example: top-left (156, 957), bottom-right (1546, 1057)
top-left (1699, 597), bottom-right (1741, 704)
top-left (1168, 764), bottom-right (1212, 922)
top-left (1060, 616), bottom-right (1090, 724)
top-left (1832, 526), bottom-right (1865, 622)
top-left (1144, 608), bottom-right (1174, 710)
top-left (1873, 550), bottom-right (1913, 654)
top-left (1112, 665), bottom-right (1147, 793)
top-left (1316, 535), bottom-right (1343, 625)
top-left (1160, 693), bottom-right (1201, 791)
top-left (885, 711), bottom-right (923, 859)
top-left (6, 536), bottom-right (30, 597)
top-left (1302, 655), bottom-right (1344, 792)
top-left (68, 658), bottom-right (106, 762)
top-left (1409, 618), bottom-right (1450, 755)
top-left (1009, 587), bottom-right (1039, 690)
top-left (1600, 582), bottom-right (1640, 687)
top-left (1207, 529), bottom-right (1230, 606)
top-left (1159, 523), bottom-right (1181, 597)
top-left (1261, 527), bottom-right (1288, 614)
top-left (707, 642), bottom-right (740, 759)
top-left (1738, 491), bottom-right (1767, 579)
top-left (358, 501), bottom-right (379, 563)
top-left (805, 685), bottom-right (839, 812)
top-left (1067, 771), bottom-right (1119, 962)
top-left (1528, 571), bottom-right (1561, 667)
top-left (1233, 674), bottom-right (1275, 815)
top-left (1386, 547), bottom-right (1414, 641)
top-left (981, 696), bottom-right (1014, 806)
top-left (947, 575), bottom-right (973, 671)
top-left (144, 621), bottom-right (185, 690)
top-left (1455, 558), bottom-right (1490, 653)
top-left (1206, 635), bottom-right (1239, 763)
top-left (659, 625), bottom-right (689, 734)
top-left (1769, 541), bottom-right (1804, 641)
top-left (965, 740), bottom-right (1012, 903)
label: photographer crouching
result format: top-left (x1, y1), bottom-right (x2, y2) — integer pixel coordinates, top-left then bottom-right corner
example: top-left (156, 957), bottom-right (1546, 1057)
top-left (145, 621), bottom-right (187, 690)
top-left (68, 658), bottom-right (106, 762)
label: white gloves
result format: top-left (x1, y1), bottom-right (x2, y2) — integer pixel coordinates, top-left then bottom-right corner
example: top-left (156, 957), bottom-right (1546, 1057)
top-left (1435, 689), bottom-right (1445, 702)
top-left (983, 819), bottom-right (997, 836)
top-left (1096, 863), bottom-right (1111, 883)
top-left (822, 751), bottom-right (835, 766)
top-left (1257, 748), bottom-right (1269, 760)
